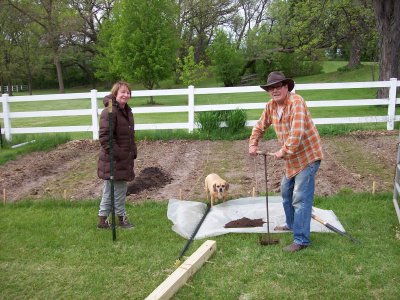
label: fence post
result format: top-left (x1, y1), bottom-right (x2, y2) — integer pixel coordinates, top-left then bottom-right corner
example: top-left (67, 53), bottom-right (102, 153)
top-left (1, 94), bottom-right (11, 141)
top-left (91, 89), bottom-right (99, 140)
top-left (188, 85), bottom-right (195, 133)
top-left (387, 78), bottom-right (397, 130)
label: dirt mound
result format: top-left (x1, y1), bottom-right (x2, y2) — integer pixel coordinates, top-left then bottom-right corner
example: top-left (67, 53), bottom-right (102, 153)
top-left (127, 167), bottom-right (172, 194)
top-left (224, 217), bottom-right (266, 228)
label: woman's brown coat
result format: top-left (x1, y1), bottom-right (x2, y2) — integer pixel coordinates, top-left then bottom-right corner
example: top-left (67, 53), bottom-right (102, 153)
top-left (97, 95), bottom-right (137, 181)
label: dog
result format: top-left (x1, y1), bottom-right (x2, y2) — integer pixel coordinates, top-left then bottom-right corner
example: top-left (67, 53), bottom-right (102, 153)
top-left (204, 173), bottom-right (229, 206)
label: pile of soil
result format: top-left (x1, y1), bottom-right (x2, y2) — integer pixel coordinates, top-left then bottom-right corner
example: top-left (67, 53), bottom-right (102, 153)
top-left (224, 217), bottom-right (266, 228)
top-left (127, 167), bottom-right (172, 194)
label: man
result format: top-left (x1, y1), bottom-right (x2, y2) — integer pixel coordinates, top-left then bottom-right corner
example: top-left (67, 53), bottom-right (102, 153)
top-left (249, 71), bottom-right (323, 253)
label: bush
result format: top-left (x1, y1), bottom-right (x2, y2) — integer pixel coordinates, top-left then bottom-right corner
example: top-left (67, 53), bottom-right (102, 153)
top-left (225, 109), bottom-right (247, 132)
top-left (255, 52), bottom-right (323, 81)
top-left (195, 111), bottom-right (221, 134)
top-left (195, 109), bottom-right (247, 135)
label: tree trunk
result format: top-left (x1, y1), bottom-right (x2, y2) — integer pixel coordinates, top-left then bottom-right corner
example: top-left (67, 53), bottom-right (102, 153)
top-left (27, 70), bottom-right (33, 95)
top-left (7, 80), bottom-right (13, 96)
top-left (372, 0), bottom-right (400, 98)
top-left (347, 36), bottom-right (362, 69)
top-left (53, 55), bottom-right (65, 93)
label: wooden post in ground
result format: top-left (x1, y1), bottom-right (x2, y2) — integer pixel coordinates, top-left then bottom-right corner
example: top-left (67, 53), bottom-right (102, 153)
top-left (145, 240), bottom-right (217, 300)
top-left (372, 181), bottom-right (376, 194)
top-left (3, 189), bottom-right (5, 204)
top-left (179, 189), bottom-right (182, 200)
top-left (252, 187), bottom-right (255, 197)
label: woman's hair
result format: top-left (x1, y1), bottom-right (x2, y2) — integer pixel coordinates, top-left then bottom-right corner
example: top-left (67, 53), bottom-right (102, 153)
top-left (111, 81), bottom-right (132, 97)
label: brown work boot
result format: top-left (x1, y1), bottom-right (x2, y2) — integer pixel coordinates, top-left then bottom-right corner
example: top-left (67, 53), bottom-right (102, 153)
top-left (97, 216), bottom-right (110, 229)
top-left (283, 243), bottom-right (308, 253)
top-left (118, 215), bottom-right (134, 229)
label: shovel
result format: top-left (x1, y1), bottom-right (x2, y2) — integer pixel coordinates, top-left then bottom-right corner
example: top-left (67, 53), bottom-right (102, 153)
top-left (108, 98), bottom-right (117, 241)
top-left (257, 151), bottom-right (279, 246)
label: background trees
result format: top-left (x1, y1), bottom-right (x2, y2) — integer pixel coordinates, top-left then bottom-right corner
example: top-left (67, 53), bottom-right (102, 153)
top-left (95, 0), bottom-right (179, 103)
top-left (1, 0), bottom-right (398, 94)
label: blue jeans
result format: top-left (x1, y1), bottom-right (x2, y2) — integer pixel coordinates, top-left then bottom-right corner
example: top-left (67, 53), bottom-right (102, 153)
top-left (98, 180), bottom-right (127, 217)
top-left (281, 160), bottom-right (321, 245)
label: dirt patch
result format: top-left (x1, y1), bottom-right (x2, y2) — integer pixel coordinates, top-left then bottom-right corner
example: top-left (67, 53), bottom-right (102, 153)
top-left (0, 130), bottom-right (398, 203)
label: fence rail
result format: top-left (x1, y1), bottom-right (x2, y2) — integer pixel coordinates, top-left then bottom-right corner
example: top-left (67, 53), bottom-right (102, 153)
top-left (1, 79), bottom-right (399, 141)
top-left (0, 85), bottom-right (28, 93)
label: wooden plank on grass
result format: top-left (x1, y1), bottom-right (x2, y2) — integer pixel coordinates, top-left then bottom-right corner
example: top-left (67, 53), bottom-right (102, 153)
top-left (145, 240), bottom-right (217, 300)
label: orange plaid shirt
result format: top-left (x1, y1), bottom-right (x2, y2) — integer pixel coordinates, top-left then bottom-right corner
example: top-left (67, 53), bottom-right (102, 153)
top-left (249, 92), bottom-right (323, 178)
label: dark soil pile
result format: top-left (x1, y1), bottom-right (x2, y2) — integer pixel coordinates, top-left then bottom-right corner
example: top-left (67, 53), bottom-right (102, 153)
top-left (127, 167), bottom-right (172, 195)
top-left (224, 217), bottom-right (266, 228)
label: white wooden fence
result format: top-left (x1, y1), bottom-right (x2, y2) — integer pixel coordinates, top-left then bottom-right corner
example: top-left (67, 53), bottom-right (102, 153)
top-left (1, 79), bottom-right (399, 141)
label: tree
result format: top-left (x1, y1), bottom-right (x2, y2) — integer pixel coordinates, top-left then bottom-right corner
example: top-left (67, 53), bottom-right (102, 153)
top-left (95, 0), bottom-right (179, 103)
top-left (208, 30), bottom-right (244, 87)
top-left (250, 0), bottom-right (376, 69)
top-left (230, 0), bottom-right (270, 48)
top-left (176, 46), bottom-right (207, 86)
top-left (177, 0), bottom-right (237, 63)
top-left (7, 0), bottom-right (81, 93)
top-left (372, 0), bottom-right (400, 98)
top-left (67, 0), bottom-right (115, 87)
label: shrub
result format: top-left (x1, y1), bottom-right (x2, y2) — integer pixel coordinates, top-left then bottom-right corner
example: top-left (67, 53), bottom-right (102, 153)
top-left (225, 109), bottom-right (247, 132)
top-left (195, 111), bottom-right (221, 134)
top-left (195, 109), bottom-right (247, 135)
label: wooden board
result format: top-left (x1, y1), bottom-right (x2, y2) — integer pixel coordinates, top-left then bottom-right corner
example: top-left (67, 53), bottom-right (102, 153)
top-left (145, 240), bottom-right (217, 300)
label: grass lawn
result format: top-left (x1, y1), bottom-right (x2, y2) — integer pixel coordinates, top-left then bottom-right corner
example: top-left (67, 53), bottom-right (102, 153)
top-left (1, 193), bottom-right (399, 299)
top-left (1, 62), bottom-right (391, 131)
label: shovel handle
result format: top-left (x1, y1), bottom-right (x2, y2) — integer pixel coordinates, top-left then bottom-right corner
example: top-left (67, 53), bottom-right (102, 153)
top-left (311, 214), bottom-right (361, 244)
top-left (256, 150), bottom-right (275, 156)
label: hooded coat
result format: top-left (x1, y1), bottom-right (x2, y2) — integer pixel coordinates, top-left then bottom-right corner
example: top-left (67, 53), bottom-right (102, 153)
top-left (97, 94), bottom-right (137, 181)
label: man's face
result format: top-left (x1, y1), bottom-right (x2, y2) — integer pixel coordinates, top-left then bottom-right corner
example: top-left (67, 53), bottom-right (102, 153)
top-left (267, 82), bottom-right (288, 104)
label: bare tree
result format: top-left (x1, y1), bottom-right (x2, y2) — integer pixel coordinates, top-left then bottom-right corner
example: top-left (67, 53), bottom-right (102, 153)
top-left (230, 0), bottom-right (270, 48)
top-left (177, 0), bottom-right (238, 62)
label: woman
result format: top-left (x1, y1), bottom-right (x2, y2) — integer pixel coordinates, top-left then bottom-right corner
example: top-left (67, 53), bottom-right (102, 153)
top-left (97, 81), bottom-right (137, 229)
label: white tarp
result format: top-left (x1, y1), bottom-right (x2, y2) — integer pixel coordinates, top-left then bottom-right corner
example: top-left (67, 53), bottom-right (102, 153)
top-left (167, 196), bottom-right (345, 240)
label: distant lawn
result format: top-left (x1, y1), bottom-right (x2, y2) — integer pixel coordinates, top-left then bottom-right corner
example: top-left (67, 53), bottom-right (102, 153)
top-left (0, 61), bottom-right (394, 136)
top-left (1, 193), bottom-right (399, 299)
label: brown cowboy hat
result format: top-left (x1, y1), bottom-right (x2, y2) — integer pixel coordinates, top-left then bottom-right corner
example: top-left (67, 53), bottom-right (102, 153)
top-left (260, 71), bottom-right (295, 92)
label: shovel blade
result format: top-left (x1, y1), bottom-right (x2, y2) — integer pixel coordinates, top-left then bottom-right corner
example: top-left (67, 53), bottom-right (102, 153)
top-left (259, 234), bottom-right (279, 246)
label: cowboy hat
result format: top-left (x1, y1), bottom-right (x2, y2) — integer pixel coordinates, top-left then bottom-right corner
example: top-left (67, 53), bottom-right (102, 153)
top-left (260, 71), bottom-right (295, 92)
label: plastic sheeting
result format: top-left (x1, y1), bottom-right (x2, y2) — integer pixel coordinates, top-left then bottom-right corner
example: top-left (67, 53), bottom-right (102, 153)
top-left (167, 196), bottom-right (345, 240)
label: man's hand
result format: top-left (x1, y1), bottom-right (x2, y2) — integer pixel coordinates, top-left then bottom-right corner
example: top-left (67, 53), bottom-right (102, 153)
top-left (274, 149), bottom-right (284, 159)
top-left (249, 145), bottom-right (258, 156)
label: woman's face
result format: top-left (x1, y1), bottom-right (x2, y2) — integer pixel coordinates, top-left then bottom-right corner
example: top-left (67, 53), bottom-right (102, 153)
top-left (116, 85), bottom-right (131, 107)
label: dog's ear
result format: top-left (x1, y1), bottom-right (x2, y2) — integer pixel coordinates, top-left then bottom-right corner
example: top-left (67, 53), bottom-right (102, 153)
top-left (225, 182), bottom-right (229, 191)
top-left (213, 183), bottom-right (217, 192)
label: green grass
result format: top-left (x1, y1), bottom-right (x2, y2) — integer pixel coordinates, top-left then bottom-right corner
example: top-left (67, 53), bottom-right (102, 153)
top-left (1, 193), bottom-right (399, 299)
top-left (0, 133), bottom-right (72, 165)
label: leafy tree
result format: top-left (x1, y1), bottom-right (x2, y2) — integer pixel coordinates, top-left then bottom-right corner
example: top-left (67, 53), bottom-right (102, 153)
top-left (7, 0), bottom-right (83, 93)
top-left (176, 46), bottom-right (207, 86)
top-left (208, 30), bottom-right (244, 87)
top-left (95, 0), bottom-right (179, 103)
top-left (248, 0), bottom-right (376, 70)
top-left (0, 2), bottom-right (43, 95)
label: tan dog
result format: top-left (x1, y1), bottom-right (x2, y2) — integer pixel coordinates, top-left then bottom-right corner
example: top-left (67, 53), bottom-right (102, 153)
top-left (204, 173), bottom-right (229, 206)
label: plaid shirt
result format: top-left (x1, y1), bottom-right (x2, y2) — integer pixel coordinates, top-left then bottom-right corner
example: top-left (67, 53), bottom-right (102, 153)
top-left (249, 92), bottom-right (323, 178)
